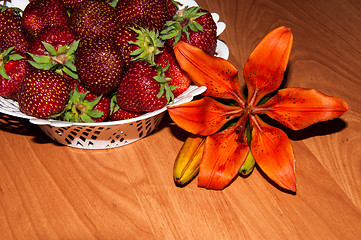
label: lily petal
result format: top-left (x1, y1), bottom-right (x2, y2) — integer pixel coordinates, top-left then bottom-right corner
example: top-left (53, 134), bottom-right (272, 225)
top-left (168, 96), bottom-right (243, 135)
top-left (250, 115), bottom-right (296, 192)
top-left (253, 88), bottom-right (349, 130)
top-left (244, 26), bottom-right (293, 106)
top-left (198, 115), bottom-right (250, 189)
top-left (174, 41), bottom-right (245, 106)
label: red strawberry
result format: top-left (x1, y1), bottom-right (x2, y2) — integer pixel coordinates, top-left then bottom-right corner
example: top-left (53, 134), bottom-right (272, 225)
top-left (115, 0), bottom-right (168, 31)
top-left (166, 0), bottom-right (178, 20)
top-left (60, 0), bottom-right (114, 9)
top-left (21, 0), bottom-right (69, 38)
top-left (0, 49), bottom-right (33, 99)
top-left (0, 29), bottom-right (30, 54)
top-left (114, 23), bottom-right (164, 69)
top-left (161, 7), bottom-right (217, 55)
top-left (0, 4), bottom-right (29, 53)
top-left (18, 69), bottom-right (70, 119)
top-left (60, 80), bottom-right (111, 122)
top-left (155, 47), bottom-right (191, 97)
top-left (0, 4), bottom-right (22, 34)
top-left (76, 37), bottom-right (124, 95)
top-left (69, 0), bottom-right (121, 40)
top-left (69, 79), bottom-right (87, 93)
top-left (117, 60), bottom-right (171, 112)
top-left (109, 107), bottom-right (142, 121)
top-left (114, 0), bottom-right (132, 9)
top-left (60, 0), bottom-right (85, 10)
top-left (109, 94), bottom-right (142, 121)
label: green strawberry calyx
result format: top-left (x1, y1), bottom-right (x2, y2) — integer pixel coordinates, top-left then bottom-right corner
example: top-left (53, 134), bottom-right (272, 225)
top-left (160, 6), bottom-right (207, 44)
top-left (129, 27), bottom-right (164, 66)
top-left (154, 63), bottom-right (178, 103)
top-left (110, 93), bottom-right (120, 115)
top-left (28, 40), bottom-right (79, 79)
top-left (107, 0), bottom-right (119, 8)
top-left (54, 86), bottom-right (104, 123)
top-left (0, 46), bottom-right (25, 80)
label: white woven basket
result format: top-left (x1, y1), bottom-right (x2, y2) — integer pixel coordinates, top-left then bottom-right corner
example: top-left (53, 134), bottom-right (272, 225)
top-left (0, 0), bottom-right (228, 149)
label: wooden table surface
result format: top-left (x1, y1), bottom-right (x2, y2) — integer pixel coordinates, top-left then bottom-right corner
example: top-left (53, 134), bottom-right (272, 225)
top-left (1, 0), bottom-right (361, 239)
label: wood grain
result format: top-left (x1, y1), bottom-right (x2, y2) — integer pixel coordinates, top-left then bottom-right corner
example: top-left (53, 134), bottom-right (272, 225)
top-left (1, 0), bottom-right (361, 239)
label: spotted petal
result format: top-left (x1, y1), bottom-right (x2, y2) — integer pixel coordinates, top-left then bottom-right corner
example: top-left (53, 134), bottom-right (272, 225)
top-left (244, 26), bottom-right (293, 106)
top-left (198, 116), bottom-right (250, 189)
top-left (254, 88), bottom-right (349, 130)
top-left (174, 41), bottom-right (245, 106)
top-left (168, 97), bottom-right (243, 136)
top-left (250, 115), bottom-right (296, 192)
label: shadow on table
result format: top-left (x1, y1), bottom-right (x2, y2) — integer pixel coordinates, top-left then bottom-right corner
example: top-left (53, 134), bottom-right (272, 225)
top-left (260, 114), bottom-right (348, 141)
top-left (164, 113), bottom-right (190, 142)
top-left (0, 113), bottom-right (56, 145)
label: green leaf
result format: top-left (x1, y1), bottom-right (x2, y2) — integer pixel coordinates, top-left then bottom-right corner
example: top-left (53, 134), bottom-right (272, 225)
top-left (86, 109), bottom-right (104, 118)
top-left (66, 9), bottom-right (71, 17)
top-left (28, 61), bottom-right (53, 70)
top-left (187, 8), bottom-right (207, 20)
top-left (160, 22), bottom-right (182, 41)
top-left (0, 65), bottom-right (11, 80)
top-left (84, 95), bottom-right (102, 109)
top-left (165, 84), bottom-right (171, 102)
top-left (166, 84), bottom-right (175, 102)
top-left (130, 48), bottom-right (144, 56)
top-left (8, 54), bottom-right (25, 61)
top-left (64, 111), bottom-right (75, 122)
top-left (184, 30), bottom-right (190, 41)
top-left (110, 94), bottom-right (120, 114)
top-left (164, 62), bottom-right (170, 72)
top-left (3, 46), bottom-right (15, 57)
top-left (80, 113), bottom-right (95, 123)
top-left (67, 40), bottom-right (79, 56)
top-left (108, 0), bottom-right (119, 8)
top-left (194, 22), bottom-right (204, 32)
top-left (64, 60), bottom-right (77, 72)
top-left (28, 52), bottom-right (52, 64)
top-left (173, 15), bottom-right (184, 22)
top-left (174, 34), bottom-right (181, 45)
top-left (70, 88), bottom-right (83, 103)
top-left (161, 31), bottom-right (176, 40)
top-left (170, 85), bottom-right (179, 91)
top-left (189, 23), bottom-right (198, 32)
top-left (62, 66), bottom-right (78, 79)
top-left (57, 45), bottom-right (67, 54)
top-left (157, 84), bottom-right (165, 99)
top-left (42, 41), bottom-right (58, 55)
top-left (154, 75), bottom-right (166, 84)
top-left (1, 5), bottom-right (8, 13)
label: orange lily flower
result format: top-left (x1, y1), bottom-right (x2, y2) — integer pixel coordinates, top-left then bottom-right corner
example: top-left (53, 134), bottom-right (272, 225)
top-left (168, 27), bottom-right (349, 192)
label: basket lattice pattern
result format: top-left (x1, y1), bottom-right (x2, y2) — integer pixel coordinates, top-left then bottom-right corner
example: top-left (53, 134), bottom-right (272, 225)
top-left (39, 112), bottom-right (165, 149)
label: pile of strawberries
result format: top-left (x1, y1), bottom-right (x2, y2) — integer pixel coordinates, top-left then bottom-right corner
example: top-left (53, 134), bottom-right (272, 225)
top-left (0, 0), bottom-right (217, 122)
